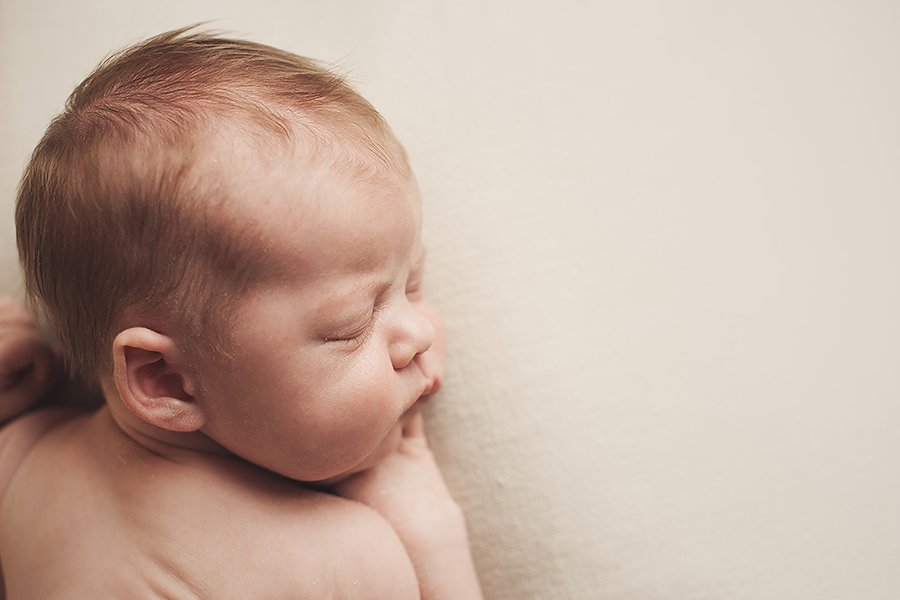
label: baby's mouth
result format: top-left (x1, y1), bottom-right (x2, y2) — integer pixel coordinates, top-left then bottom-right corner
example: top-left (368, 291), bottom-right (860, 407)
top-left (406, 388), bottom-right (433, 414)
top-left (402, 378), bottom-right (441, 415)
top-left (416, 379), bottom-right (441, 405)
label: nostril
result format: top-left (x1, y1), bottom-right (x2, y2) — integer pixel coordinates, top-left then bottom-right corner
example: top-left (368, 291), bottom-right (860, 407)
top-left (390, 339), bottom-right (419, 370)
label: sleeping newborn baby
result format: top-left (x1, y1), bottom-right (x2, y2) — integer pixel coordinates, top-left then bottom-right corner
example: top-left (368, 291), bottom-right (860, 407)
top-left (0, 28), bottom-right (482, 599)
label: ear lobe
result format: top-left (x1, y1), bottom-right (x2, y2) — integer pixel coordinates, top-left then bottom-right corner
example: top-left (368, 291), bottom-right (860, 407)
top-left (113, 327), bottom-right (205, 433)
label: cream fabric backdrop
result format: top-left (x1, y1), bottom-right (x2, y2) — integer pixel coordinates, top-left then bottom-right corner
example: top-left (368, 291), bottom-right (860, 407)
top-left (2, 1), bottom-right (899, 598)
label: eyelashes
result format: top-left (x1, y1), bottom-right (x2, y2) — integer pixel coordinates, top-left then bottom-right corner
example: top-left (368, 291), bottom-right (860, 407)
top-left (324, 331), bottom-right (368, 350)
top-left (324, 317), bottom-right (372, 345)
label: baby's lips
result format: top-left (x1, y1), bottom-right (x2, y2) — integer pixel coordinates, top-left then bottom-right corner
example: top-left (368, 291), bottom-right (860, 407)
top-left (417, 378), bottom-right (442, 404)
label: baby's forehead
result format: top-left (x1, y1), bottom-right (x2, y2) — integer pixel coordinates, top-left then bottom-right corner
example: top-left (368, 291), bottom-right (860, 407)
top-left (197, 109), bottom-right (411, 192)
top-left (186, 109), bottom-right (419, 242)
top-left (204, 138), bottom-right (418, 223)
top-left (198, 128), bottom-right (420, 257)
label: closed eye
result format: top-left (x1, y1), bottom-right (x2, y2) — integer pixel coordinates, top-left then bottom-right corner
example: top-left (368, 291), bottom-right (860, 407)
top-left (324, 325), bottom-right (371, 349)
top-left (405, 281), bottom-right (423, 300)
top-left (323, 308), bottom-right (374, 345)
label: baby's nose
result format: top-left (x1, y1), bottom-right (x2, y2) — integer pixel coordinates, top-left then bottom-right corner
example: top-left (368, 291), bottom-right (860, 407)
top-left (389, 305), bottom-right (435, 370)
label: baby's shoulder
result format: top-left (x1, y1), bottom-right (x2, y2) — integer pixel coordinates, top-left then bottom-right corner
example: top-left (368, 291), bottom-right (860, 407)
top-left (168, 463), bottom-right (422, 598)
top-left (0, 410), bottom-right (421, 598)
top-left (291, 491), bottom-right (421, 597)
top-left (126, 456), bottom-right (422, 597)
top-left (0, 407), bottom-right (80, 501)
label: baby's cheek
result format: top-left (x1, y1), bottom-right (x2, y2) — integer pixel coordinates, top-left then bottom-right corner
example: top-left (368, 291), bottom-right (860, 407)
top-left (341, 374), bottom-right (395, 422)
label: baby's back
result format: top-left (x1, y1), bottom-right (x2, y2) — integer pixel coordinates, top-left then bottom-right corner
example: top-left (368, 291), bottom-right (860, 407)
top-left (0, 407), bottom-right (419, 599)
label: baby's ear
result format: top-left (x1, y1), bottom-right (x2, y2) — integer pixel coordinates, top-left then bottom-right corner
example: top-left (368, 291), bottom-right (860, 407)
top-left (112, 327), bottom-right (205, 432)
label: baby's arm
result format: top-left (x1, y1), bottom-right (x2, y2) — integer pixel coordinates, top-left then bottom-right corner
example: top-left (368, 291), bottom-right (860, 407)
top-left (0, 297), bottom-right (62, 424)
top-left (331, 413), bottom-right (483, 600)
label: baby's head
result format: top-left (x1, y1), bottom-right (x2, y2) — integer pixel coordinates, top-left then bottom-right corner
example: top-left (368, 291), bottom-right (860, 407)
top-left (17, 27), bottom-right (412, 382)
top-left (16, 28), bottom-right (444, 482)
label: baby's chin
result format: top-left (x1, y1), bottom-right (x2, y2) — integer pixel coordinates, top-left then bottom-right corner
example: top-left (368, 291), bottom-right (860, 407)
top-left (305, 420), bottom-right (407, 488)
top-left (304, 459), bottom-right (380, 488)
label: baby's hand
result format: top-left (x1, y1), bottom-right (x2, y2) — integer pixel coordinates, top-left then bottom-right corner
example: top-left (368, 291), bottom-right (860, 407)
top-left (332, 413), bottom-right (463, 544)
top-left (331, 412), bottom-right (483, 600)
top-left (0, 297), bottom-right (63, 424)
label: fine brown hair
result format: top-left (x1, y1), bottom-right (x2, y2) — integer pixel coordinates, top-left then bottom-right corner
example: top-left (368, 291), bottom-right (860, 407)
top-left (16, 27), bottom-right (409, 384)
